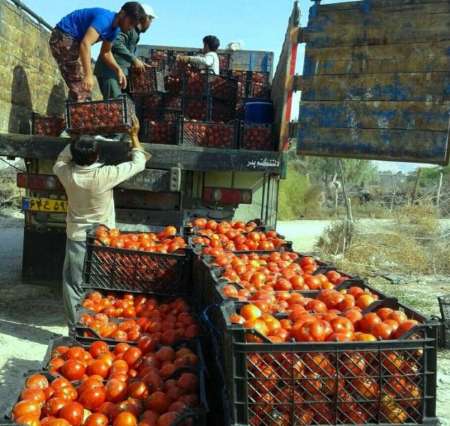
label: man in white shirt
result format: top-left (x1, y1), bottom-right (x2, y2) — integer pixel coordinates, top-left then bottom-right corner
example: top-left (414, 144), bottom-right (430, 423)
top-left (176, 35), bottom-right (220, 75)
top-left (53, 117), bottom-right (150, 324)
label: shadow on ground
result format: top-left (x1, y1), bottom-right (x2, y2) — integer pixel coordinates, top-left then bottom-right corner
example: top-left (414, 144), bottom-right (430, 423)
top-left (0, 319), bottom-right (59, 346)
top-left (0, 357), bottom-right (42, 415)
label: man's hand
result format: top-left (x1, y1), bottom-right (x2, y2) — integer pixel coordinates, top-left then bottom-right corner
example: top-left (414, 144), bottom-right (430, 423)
top-left (117, 68), bottom-right (127, 89)
top-left (82, 74), bottom-right (95, 92)
top-left (129, 115), bottom-right (140, 138)
top-left (176, 55), bottom-right (190, 63)
top-left (132, 58), bottom-right (147, 72)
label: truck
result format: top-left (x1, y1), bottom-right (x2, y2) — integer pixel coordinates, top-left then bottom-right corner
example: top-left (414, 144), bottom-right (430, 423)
top-left (0, 0), bottom-right (449, 285)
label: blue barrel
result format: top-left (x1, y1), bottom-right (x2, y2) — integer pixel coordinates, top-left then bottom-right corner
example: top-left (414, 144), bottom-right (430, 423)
top-left (244, 100), bottom-right (273, 124)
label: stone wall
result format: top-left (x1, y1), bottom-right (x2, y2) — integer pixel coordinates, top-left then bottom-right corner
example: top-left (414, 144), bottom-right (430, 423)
top-left (0, 0), bottom-right (67, 134)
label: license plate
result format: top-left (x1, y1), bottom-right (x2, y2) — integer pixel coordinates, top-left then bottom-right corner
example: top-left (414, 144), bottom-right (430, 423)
top-left (22, 197), bottom-right (67, 213)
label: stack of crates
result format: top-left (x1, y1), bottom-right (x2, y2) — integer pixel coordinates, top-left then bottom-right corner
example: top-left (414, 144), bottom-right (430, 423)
top-left (185, 217), bottom-right (440, 426)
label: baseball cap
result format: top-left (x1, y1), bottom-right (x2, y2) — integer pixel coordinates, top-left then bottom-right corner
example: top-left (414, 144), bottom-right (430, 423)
top-left (141, 4), bottom-right (158, 19)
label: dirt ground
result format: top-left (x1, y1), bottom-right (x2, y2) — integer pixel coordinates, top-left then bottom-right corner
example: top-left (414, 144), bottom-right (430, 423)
top-left (0, 215), bottom-right (449, 423)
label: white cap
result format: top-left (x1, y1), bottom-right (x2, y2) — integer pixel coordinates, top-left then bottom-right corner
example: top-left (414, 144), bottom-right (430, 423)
top-left (141, 4), bottom-right (157, 19)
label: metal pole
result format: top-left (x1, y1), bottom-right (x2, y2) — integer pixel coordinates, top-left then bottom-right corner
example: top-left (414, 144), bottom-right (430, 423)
top-left (436, 171), bottom-right (444, 208)
top-left (7, 0), bottom-right (53, 31)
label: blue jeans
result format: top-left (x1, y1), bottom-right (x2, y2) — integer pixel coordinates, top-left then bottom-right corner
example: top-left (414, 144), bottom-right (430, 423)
top-left (63, 238), bottom-right (86, 325)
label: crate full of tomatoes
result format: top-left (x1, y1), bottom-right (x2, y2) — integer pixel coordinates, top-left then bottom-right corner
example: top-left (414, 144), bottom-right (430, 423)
top-left (83, 225), bottom-right (190, 294)
top-left (32, 113), bottom-right (66, 136)
top-left (72, 289), bottom-right (201, 345)
top-left (141, 113), bottom-right (181, 145)
top-left (204, 293), bottom-right (439, 426)
top-left (239, 123), bottom-right (274, 151)
top-left (9, 334), bottom-right (208, 426)
top-left (230, 70), bottom-right (271, 99)
top-left (180, 119), bottom-right (238, 149)
top-left (66, 95), bottom-right (135, 135)
top-left (129, 66), bottom-right (165, 95)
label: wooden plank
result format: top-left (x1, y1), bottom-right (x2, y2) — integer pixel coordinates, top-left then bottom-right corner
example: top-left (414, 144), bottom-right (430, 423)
top-left (271, 2), bottom-right (300, 151)
top-left (312, 2), bottom-right (450, 25)
top-left (303, 11), bottom-right (450, 47)
top-left (0, 133), bottom-right (284, 173)
top-left (304, 42), bottom-right (450, 75)
top-left (299, 101), bottom-right (450, 132)
top-left (300, 72), bottom-right (450, 102)
top-left (297, 127), bottom-right (449, 165)
top-left (314, 0), bottom-right (450, 13)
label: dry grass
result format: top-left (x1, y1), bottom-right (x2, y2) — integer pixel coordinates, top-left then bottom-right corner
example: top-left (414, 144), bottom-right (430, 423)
top-left (316, 205), bottom-right (450, 276)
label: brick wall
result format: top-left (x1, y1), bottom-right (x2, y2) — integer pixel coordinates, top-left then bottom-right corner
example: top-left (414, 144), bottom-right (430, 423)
top-left (0, 0), bottom-right (67, 134)
top-left (0, 0), bottom-right (100, 135)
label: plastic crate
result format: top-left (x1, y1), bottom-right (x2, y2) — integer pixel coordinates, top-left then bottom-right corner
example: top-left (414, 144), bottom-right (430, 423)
top-left (72, 293), bottom-right (201, 345)
top-left (32, 113), bottom-right (65, 136)
top-left (231, 70), bottom-right (271, 99)
top-left (142, 113), bottom-right (181, 145)
top-left (205, 299), bottom-right (439, 426)
top-left (183, 217), bottom-right (266, 236)
top-left (6, 359), bottom-right (208, 426)
top-left (182, 96), bottom-right (211, 121)
top-left (240, 123), bottom-right (275, 151)
top-left (210, 75), bottom-right (238, 103)
top-left (180, 119), bottom-right (238, 148)
top-left (83, 227), bottom-right (190, 295)
top-left (129, 66), bottom-right (164, 94)
top-left (66, 95), bottom-right (135, 135)
top-left (211, 97), bottom-right (237, 123)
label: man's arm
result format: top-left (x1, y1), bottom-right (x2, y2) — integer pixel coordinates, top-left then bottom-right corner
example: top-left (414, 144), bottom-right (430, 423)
top-left (100, 41), bottom-right (127, 89)
top-left (53, 144), bottom-right (72, 176)
top-left (112, 32), bottom-right (146, 73)
top-left (80, 27), bottom-right (101, 92)
top-left (179, 54), bottom-right (213, 68)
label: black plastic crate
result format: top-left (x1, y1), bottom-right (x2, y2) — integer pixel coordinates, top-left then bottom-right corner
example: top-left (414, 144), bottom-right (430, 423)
top-left (6, 359), bottom-right (208, 426)
top-left (231, 70), bottom-right (271, 99)
top-left (141, 113), bottom-right (181, 145)
top-left (72, 295), bottom-right (202, 345)
top-left (211, 97), bottom-right (237, 123)
top-left (83, 227), bottom-right (190, 295)
top-left (205, 299), bottom-right (439, 426)
top-left (182, 96), bottom-right (211, 121)
top-left (210, 75), bottom-right (238, 103)
top-left (180, 119), bottom-right (238, 148)
top-left (129, 66), bottom-right (165, 94)
top-left (66, 95), bottom-right (135, 135)
top-left (32, 113), bottom-right (65, 136)
top-left (183, 217), bottom-right (266, 236)
top-left (239, 122), bottom-right (275, 151)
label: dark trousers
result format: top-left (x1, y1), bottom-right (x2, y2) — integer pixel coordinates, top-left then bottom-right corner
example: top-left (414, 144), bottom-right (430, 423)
top-left (62, 238), bottom-right (85, 325)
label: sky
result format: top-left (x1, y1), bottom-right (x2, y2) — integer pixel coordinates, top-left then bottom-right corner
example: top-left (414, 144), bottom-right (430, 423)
top-left (20, 0), bottom-right (435, 173)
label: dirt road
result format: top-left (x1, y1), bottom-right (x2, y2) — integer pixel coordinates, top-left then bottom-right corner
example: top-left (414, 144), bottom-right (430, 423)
top-left (0, 216), bottom-right (449, 423)
top-left (0, 214), bottom-right (66, 415)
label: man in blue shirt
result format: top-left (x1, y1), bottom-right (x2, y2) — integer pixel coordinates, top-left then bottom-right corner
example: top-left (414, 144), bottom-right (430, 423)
top-left (50, 2), bottom-right (146, 101)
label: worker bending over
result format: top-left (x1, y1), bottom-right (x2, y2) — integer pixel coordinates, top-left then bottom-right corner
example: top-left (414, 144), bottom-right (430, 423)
top-left (176, 35), bottom-right (221, 75)
top-left (50, 2), bottom-right (146, 101)
top-left (53, 117), bottom-right (150, 324)
top-left (95, 4), bottom-right (157, 99)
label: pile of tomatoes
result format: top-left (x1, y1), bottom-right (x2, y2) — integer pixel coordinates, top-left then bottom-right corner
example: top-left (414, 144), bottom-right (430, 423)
top-left (213, 252), bottom-right (346, 294)
top-left (130, 68), bottom-right (156, 94)
top-left (79, 295), bottom-right (200, 345)
top-left (68, 99), bottom-right (133, 135)
top-left (183, 120), bottom-right (235, 148)
top-left (94, 226), bottom-right (186, 253)
top-left (229, 286), bottom-right (420, 344)
top-left (190, 220), bottom-right (287, 253)
top-left (241, 125), bottom-right (273, 151)
top-left (34, 115), bottom-right (66, 137)
top-left (12, 340), bottom-right (203, 426)
top-left (144, 120), bottom-right (178, 145)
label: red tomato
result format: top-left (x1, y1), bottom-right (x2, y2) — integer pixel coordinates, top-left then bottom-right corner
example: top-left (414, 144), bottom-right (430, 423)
top-left (59, 402), bottom-right (84, 426)
top-left (61, 360), bottom-right (86, 381)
